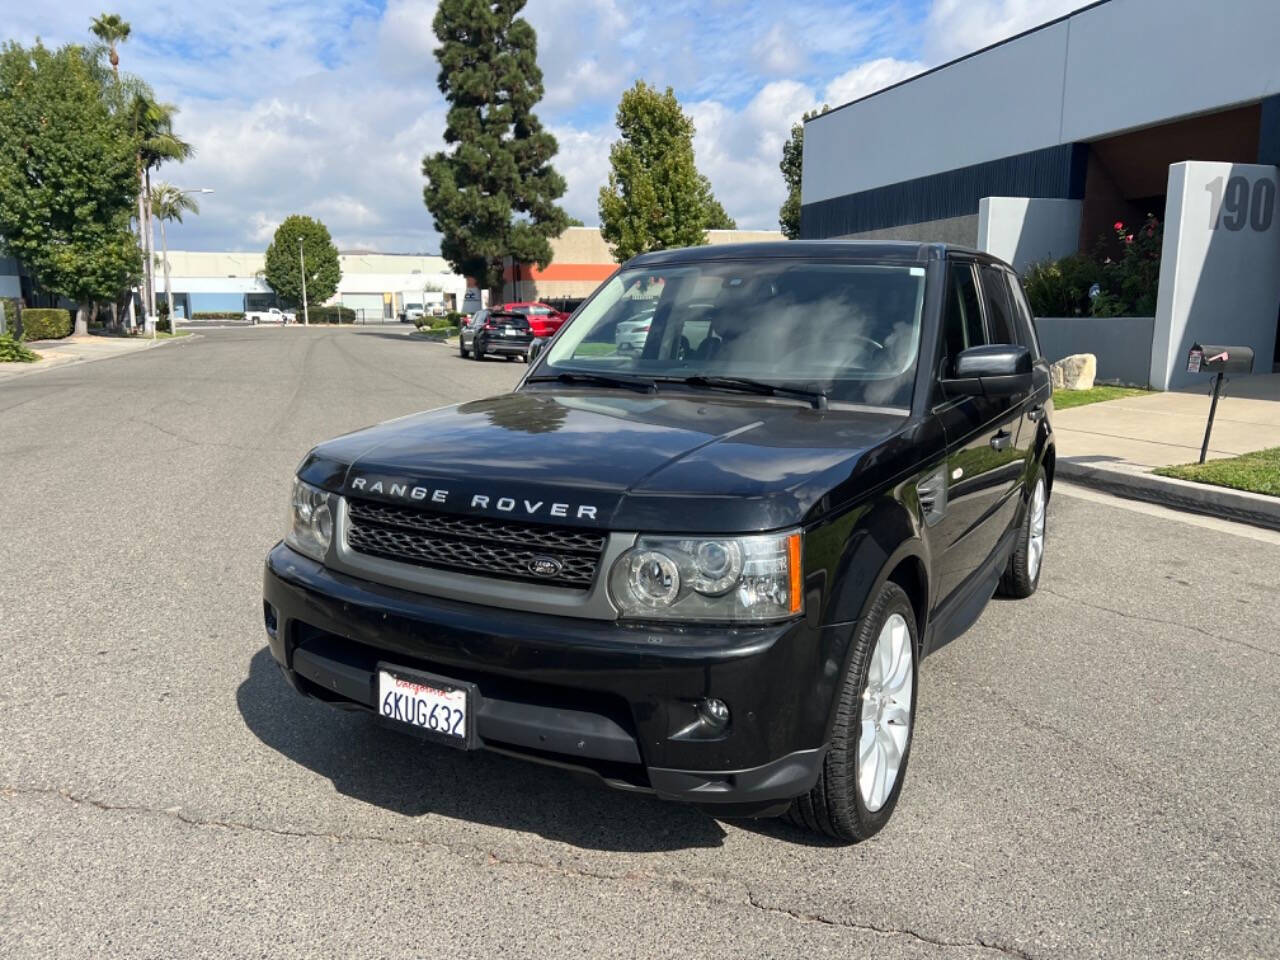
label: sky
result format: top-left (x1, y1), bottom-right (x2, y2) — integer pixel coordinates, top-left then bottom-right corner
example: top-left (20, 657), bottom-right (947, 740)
top-left (4, 0), bottom-right (1090, 253)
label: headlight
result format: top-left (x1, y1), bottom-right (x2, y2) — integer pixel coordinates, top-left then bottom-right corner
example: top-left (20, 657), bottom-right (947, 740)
top-left (285, 478), bottom-right (333, 562)
top-left (609, 530), bottom-right (802, 621)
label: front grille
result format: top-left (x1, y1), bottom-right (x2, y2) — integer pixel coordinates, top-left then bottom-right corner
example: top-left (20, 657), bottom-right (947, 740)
top-left (345, 498), bottom-right (606, 589)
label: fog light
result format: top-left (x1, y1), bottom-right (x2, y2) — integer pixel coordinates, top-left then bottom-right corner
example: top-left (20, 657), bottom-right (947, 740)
top-left (263, 601), bottom-right (278, 638)
top-left (698, 697), bottom-right (730, 731)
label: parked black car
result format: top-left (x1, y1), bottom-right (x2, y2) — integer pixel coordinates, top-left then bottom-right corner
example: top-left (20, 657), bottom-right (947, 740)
top-left (459, 309), bottom-right (533, 362)
top-left (264, 242), bottom-right (1055, 841)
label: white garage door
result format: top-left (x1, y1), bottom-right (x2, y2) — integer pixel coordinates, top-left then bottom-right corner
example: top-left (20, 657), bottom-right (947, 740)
top-left (341, 293), bottom-right (386, 319)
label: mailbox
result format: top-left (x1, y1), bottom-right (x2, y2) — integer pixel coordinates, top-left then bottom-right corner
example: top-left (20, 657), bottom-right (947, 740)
top-left (1185, 343), bottom-right (1255, 463)
top-left (1187, 343), bottom-right (1254, 375)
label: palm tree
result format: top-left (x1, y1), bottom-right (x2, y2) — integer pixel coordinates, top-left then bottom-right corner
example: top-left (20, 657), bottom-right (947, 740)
top-left (151, 183), bottom-right (201, 324)
top-left (89, 13), bottom-right (131, 78)
top-left (129, 95), bottom-right (194, 321)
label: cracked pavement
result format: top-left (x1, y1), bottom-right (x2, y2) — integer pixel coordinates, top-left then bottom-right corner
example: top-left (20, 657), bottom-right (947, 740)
top-left (1, 327), bottom-right (1277, 959)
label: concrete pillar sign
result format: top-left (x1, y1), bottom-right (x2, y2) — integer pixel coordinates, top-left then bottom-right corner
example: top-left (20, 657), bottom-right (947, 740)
top-left (977, 197), bottom-right (1083, 274)
top-left (1150, 161), bottom-right (1280, 390)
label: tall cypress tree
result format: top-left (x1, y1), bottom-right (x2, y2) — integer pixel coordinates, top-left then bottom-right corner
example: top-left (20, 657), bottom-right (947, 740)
top-left (423, 0), bottom-right (568, 294)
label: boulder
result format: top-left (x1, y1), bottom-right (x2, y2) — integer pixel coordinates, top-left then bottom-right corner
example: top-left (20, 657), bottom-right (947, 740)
top-left (1051, 353), bottom-right (1097, 391)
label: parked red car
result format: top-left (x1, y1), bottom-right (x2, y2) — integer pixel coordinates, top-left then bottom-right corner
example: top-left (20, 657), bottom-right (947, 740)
top-left (499, 302), bottom-right (569, 338)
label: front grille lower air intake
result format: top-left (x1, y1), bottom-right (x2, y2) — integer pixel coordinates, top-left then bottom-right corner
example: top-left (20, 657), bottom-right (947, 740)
top-left (345, 498), bottom-right (606, 590)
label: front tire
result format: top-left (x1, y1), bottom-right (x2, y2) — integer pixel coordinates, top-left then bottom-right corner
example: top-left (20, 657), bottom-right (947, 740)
top-left (459, 338), bottom-right (469, 358)
top-left (998, 466), bottom-right (1047, 599)
top-left (787, 582), bottom-right (917, 842)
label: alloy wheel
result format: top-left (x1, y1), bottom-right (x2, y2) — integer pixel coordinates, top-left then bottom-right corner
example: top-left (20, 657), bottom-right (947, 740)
top-left (1027, 477), bottom-right (1046, 581)
top-left (859, 612), bottom-right (913, 812)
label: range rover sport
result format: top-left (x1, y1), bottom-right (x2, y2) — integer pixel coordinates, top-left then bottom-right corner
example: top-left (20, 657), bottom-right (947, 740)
top-left (262, 241), bottom-right (1055, 841)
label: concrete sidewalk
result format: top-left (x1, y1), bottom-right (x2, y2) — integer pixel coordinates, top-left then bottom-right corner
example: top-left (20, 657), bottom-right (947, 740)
top-left (0, 333), bottom-right (187, 380)
top-left (1055, 372), bottom-right (1280, 528)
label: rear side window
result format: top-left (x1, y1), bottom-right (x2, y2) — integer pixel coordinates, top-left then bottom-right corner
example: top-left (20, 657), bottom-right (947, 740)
top-left (979, 265), bottom-right (1016, 345)
top-left (1004, 272), bottom-right (1042, 358)
top-left (941, 261), bottom-right (986, 375)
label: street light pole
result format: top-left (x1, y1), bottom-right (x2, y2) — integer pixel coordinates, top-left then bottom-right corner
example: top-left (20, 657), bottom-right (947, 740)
top-left (298, 237), bottom-right (310, 327)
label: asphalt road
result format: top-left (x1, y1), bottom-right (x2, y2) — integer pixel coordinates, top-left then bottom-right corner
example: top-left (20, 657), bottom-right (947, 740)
top-left (1, 327), bottom-right (1277, 959)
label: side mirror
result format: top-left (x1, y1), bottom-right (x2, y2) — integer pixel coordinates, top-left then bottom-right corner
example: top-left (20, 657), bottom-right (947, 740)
top-left (942, 344), bottom-right (1033, 398)
top-left (528, 337), bottom-right (546, 363)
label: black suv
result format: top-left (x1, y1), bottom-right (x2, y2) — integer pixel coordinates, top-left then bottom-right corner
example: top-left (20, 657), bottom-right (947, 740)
top-left (263, 242), bottom-right (1054, 841)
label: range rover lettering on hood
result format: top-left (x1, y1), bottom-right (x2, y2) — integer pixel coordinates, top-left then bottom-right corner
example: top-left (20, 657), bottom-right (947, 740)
top-left (349, 475), bottom-right (598, 520)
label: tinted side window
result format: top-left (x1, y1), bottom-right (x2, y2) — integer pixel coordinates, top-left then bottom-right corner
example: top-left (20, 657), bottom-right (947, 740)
top-left (979, 265), bottom-right (1016, 344)
top-left (941, 261), bottom-right (986, 375)
top-left (1004, 272), bottom-right (1042, 358)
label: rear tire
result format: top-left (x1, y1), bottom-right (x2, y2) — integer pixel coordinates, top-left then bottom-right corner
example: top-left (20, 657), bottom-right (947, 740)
top-left (997, 466), bottom-right (1047, 599)
top-left (472, 337), bottom-right (485, 361)
top-left (786, 582), bottom-right (917, 842)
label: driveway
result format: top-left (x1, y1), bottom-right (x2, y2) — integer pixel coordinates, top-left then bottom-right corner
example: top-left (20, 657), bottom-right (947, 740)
top-left (1, 327), bottom-right (1276, 958)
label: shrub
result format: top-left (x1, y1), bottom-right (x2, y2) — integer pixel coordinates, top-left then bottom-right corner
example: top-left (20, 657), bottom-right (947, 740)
top-left (0, 333), bottom-right (39, 362)
top-left (192, 311), bottom-right (244, 320)
top-left (1095, 215), bottom-right (1162, 317)
top-left (17, 308), bottom-right (72, 341)
top-left (309, 305), bottom-right (356, 324)
top-left (1023, 254), bottom-right (1102, 317)
top-left (445, 311), bottom-right (466, 327)
top-left (1021, 214), bottom-right (1162, 319)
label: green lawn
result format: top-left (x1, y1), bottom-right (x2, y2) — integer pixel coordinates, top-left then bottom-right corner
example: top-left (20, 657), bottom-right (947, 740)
top-left (1053, 385), bottom-right (1148, 410)
top-left (1154, 447), bottom-right (1280, 498)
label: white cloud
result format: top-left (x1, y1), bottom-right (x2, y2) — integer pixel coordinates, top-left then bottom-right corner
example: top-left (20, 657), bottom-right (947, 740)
top-left (0, 0), bottom-right (1098, 249)
top-left (688, 80), bottom-right (820, 230)
top-left (823, 57), bottom-right (926, 108)
top-left (550, 126), bottom-right (615, 226)
top-left (923, 0), bottom-right (1088, 62)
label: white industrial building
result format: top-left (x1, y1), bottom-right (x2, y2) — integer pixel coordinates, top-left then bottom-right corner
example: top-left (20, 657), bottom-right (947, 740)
top-left (0, 251), bottom-right (466, 321)
top-left (801, 0), bottom-right (1280, 388)
top-left (154, 251), bottom-right (466, 319)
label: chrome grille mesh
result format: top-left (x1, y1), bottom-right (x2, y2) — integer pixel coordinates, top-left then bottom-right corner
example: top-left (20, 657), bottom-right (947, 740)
top-left (345, 498), bottom-right (605, 589)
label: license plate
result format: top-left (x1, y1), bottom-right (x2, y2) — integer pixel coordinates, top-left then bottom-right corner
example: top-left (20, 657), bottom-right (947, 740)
top-left (500, 327), bottom-right (513, 336)
top-left (376, 667), bottom-right (472, 746)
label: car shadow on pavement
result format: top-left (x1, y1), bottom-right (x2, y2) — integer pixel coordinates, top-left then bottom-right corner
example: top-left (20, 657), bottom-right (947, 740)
top-left (236, 647), bottom-right (728, 852)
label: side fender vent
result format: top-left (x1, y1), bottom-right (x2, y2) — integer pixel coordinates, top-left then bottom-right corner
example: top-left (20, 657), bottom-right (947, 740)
top-left (916, 467), bottom-right (948, 527)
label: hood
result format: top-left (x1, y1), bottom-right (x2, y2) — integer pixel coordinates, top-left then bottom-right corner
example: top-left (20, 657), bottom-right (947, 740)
top-left (299, 390), bottom-right (918, 533)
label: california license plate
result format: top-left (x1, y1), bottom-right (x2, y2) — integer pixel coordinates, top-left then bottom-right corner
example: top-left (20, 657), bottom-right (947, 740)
top-left (376, 667), bottom-right (473, 747)
top-left (500, 327), bottom-right (513, 336)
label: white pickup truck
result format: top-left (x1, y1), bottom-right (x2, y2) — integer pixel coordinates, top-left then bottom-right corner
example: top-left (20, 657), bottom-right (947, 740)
top-left (245, 307), bottom-right (296, 325)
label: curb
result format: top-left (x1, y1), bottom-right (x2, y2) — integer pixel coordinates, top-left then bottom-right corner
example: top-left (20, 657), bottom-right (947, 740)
top-left (0, 333), bottom-right (198, 381)
top-left (1058, 459), bottom-right (1280, 531)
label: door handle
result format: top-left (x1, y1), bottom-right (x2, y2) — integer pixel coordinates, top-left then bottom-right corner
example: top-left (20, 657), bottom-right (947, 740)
top-left (990, 430), bottom-right (1012, 452)
top-left (1027, 404), bottom-right (1045, 423)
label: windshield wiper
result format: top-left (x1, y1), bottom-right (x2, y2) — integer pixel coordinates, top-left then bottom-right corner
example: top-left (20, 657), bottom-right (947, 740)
top-left (661, 375), bottom-right (828, 409)
top-left (527, 371), bottom-right (657, 394)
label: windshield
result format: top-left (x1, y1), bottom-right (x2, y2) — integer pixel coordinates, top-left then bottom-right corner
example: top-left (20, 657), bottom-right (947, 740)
top-left (541, 259), bottom-right (926, 408)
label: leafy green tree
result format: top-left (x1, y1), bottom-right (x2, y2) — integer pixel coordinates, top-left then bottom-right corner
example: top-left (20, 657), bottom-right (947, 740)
top-left (779, 105), bottom-right (826, 240)
top-left (264, 216), bottom-right (341, 313)
top-left (422, 0), bottom-right (569, 294)
top-left (598, 81), bottom-right (733, 262)
top-left (0, 41), bottom-right (141, 335)
top-left (705, 197), bottom-right (737, 231)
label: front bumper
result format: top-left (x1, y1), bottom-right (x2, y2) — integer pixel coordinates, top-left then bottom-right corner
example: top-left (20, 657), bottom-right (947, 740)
top-left (263, 543), bottom-right (847, 813)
